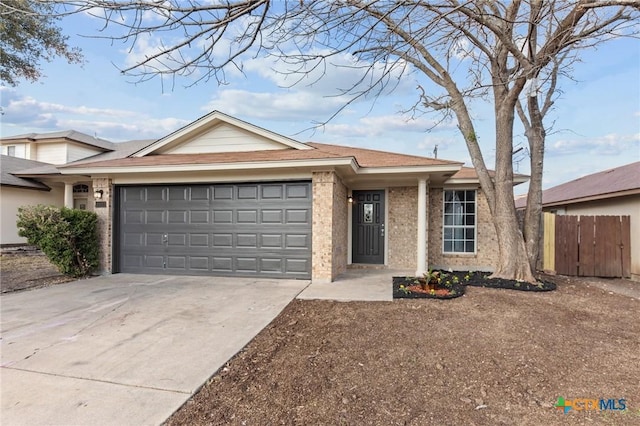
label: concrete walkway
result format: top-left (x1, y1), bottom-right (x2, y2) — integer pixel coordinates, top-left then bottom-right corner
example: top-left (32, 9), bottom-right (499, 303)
top-left (1, 274), bottom-right (308, 426)
top-left (298, 268), bottom-right (411, 301)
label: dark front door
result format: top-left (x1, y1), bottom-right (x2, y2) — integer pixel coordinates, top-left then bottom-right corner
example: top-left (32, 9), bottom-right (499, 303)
top-left (352, 190), bottom-right (385, 264)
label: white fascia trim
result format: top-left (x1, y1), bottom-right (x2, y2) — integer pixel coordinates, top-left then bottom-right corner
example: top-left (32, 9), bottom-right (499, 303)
top-left (445, 176), bottom-right (529, 185)
top-left (133, 111), bottom-right (311, 157)
top-left (59, 157), bottom-right (358, 175)
top-left (357, 164), bottom-right (462, 175)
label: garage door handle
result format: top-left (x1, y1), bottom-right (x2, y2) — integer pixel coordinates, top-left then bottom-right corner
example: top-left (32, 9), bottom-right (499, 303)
top-left (163, 234), bottom-right (168, 244)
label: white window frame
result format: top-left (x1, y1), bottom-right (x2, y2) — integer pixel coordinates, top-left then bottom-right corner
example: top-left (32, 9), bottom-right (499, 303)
top-left (442, 189), bottom-right (477, 254)
top-left (6, 145), bottom-right (16, 157)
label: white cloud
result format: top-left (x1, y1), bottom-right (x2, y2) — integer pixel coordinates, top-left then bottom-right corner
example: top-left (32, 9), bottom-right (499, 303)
top-left (548, 133), bottom-right (640, 156)
top-left (203, 89), bottom-right (349, 121)
top-left (0, 87), bottom-right (187, 141)
top-left (323, 115), bottom-right (455, 139)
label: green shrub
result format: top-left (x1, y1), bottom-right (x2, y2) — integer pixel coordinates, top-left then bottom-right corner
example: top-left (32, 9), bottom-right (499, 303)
top-left (17, 205), bottom-right (99, 277)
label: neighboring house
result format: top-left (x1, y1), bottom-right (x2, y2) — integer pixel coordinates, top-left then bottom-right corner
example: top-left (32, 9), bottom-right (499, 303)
top-left (0, 131), bottom-right (152, 245)
top-left (3, 111), bottom-right (527, 282)
top-left (0, 156), bottom-right (65, 245)
top-left (516, 161), bottom-right (640, 280)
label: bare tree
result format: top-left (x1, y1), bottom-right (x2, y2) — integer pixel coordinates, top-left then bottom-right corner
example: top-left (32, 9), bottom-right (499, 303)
top-left (43, 0), bottom-right (639, 282)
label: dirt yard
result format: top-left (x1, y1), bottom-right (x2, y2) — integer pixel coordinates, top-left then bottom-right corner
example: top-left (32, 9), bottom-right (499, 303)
top-left (0, 252), bottom-right (74, 293)
top-left (167, 276), bottom-right (640, 426)
top-left (2, 253), bottom-right (638, 424)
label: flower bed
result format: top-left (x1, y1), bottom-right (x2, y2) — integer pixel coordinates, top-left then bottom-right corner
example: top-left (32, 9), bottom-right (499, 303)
top-left (393, 270), bottom-right (556, 300)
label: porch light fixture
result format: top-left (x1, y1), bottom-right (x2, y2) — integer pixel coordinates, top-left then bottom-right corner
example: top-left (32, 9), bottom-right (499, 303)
top-left (94, 189), bottom-right (104, 199)
top-left (347, 195), bottom-right (354, 203)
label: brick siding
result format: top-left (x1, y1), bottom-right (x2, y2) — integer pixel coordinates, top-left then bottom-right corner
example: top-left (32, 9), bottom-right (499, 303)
top-left (428, 187), bottom-right (498, 271)
top-left (92, 177), bottom-right (112, 274)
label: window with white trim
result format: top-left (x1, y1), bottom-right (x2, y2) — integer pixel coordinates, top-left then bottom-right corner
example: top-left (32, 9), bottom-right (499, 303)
top-left (7, 146), bottom-right (16, 157)
top-left (443, 190), bottom-right (476, 253)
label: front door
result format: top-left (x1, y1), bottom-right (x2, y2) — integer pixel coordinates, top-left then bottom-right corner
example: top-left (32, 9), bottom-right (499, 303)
top-left (352, 190), bottom-right (385, 264)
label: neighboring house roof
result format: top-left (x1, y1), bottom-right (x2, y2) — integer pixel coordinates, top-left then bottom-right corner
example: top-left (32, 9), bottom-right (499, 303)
top-left (65, 139), bottom-right (157, 166)
top-left (1, 130), bottom-right (115, 151)
top-left (0, 155), bottom-right (51, 190)
top-left (515, 161), bottom-right (640, 209)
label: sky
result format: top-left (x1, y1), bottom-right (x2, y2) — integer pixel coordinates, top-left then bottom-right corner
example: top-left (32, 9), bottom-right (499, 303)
top-left (1, 8), bottom-right (639, 196)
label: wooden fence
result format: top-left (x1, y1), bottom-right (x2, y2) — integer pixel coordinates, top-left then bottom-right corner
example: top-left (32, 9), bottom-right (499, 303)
top-left (542, 213), bottom-right (631, 278)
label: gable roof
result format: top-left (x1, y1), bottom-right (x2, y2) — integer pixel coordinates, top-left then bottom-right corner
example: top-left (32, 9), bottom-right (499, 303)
top-left (1, 130), bottom-right (115, 151)
top-left (132, 111), bottom-right (312, 157)
top-left (516, 161), bottom-right (640, 208)
top-left (0, 155), bottom-right (52, 190)
top-left (60, 141), bottom-right (461, 172)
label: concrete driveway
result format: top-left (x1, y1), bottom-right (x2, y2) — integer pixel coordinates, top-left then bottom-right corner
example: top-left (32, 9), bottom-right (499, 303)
top-left (1, 274), bottom-right (308, 425)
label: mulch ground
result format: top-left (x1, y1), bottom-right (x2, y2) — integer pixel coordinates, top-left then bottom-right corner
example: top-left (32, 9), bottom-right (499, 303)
top-left (0, 253), bottom-right (74, 293)
top-left (166, 275), bottom-right (640, 426)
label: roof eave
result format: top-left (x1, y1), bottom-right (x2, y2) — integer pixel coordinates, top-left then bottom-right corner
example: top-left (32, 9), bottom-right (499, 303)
top-left (60, 157), bottom-right (359, 175)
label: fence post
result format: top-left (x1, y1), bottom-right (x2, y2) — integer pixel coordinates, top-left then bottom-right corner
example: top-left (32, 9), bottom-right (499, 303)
top-left (543, 212), bottom-right (555, 273)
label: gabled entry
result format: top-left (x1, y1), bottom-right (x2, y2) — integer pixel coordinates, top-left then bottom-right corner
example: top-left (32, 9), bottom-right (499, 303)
top-left (352, 190), bottom-right (385, 264)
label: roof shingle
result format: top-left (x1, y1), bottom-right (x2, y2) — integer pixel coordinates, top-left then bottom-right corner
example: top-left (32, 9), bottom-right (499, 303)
top-left (62, 142), bottom-right (460, 169)
top-left (516, 161), bottom-right (640, 208)
top-left (0, 155), bottom-right (52, 190)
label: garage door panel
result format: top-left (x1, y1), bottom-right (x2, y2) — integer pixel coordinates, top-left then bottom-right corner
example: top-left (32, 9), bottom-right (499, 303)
top-left (190, 257), bottom-right (209, 270)
top-left (146, 210), bottom-right (165, 224)
top-left (119, 182), bottom-right (311, 278)
top-left (213, 210), bottom-right (233, 224)
top-left (286, 184), bottom-right (309, 199)
top-left (261, 234), bottom-right (282, 248)
top-left (286, 234), bottom-right (309, 249)
top-left (166, 256), bottom-right (186, 269)
top-left (212, 257), bottom-right (232, 271)
top-left (145, 187), bottom-right (166, 201)
top-left (237, 234), bottom-right (257, 248)
top-left (212, 233), bottom-right (233, 247)
top-left (262, 185), bottom-right (283, 199)
top-left (286, 258), bottom-right (309, 274)
top-left (286, 210), bottom-right (310, 224)
top-left (124, 210), bottom-right (144, 225)
top-left (213, 186), bottom-right (233, 200)
top-left (190, 210), bottom-right (209, 224)
top-left (238, 186), bottom-right (258, 199)
top-left (190, 234), bottom-right (209, 247)
top-left (168, 210), bottom-right (188, 224)
top-left (237, 210), bottom-right (257, 223)
top-left (145, 255), bottom-right (165, 268)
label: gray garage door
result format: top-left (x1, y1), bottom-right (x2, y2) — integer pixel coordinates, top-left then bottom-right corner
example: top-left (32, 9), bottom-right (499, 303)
top-left (117, 182), bottom-right (312, 278)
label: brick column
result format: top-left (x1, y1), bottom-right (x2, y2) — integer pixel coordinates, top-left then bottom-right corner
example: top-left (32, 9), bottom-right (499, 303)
top-left (312, 171), bottom-right (340, 283)
top-left (92, 178), bottom-right (112, 274)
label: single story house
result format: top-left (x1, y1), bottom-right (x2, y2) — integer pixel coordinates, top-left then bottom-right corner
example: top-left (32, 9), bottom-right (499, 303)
top-left (3, 111), bottom-right (527, 282)
top-left (516, 161), bottom-right (639, 281)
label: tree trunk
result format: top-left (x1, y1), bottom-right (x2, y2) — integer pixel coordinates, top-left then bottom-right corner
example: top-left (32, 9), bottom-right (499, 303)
top-left (523, 95), bottom-right (546, 272)
top-left (490, 103), bottom-right (538, 283)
